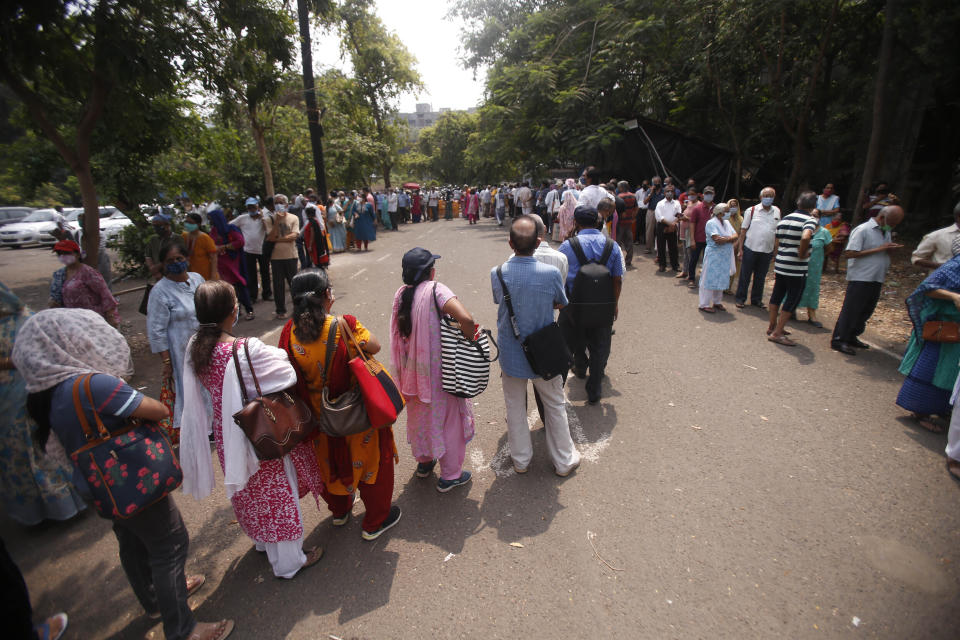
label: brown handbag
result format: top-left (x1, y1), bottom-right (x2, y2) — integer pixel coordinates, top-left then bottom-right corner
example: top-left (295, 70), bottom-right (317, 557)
top-left (314, 317), bottom-right (372, 438)
top-left (921, 320), bottom-right (960, 343)
top-left (231, 339), bottom-right (316, 460)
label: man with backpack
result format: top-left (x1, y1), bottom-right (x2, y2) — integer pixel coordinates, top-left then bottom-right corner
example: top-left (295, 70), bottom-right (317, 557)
top-left (558, 205), bottom-right (625, 404)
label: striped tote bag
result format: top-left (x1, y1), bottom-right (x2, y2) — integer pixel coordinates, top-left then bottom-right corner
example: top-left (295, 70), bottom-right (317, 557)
top-left (433, 284), bottom-right (498, 398)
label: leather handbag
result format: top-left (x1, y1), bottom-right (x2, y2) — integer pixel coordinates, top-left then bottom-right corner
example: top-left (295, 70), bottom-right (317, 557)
top-left (231, 339), bottom-right (316, 460)
top-left (433, 283), bottom-right (498, 398)
top-left (495, 266), bottom-right (573, 380)
top-left (70, 374), bottom-right (182, 519)
top-left (314, 318), bottom-right (371, 438)
top-left (922, 320), bottom-right (960, 343)
top-left (336, 316), bottom-right (405, 428)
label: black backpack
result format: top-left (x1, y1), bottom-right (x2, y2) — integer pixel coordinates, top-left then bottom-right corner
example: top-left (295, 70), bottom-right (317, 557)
top-left (568, 236), bottom-right (616, 328)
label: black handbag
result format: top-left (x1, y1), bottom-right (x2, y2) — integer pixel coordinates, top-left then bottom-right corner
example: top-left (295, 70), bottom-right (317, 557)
top-left (495, 266), bottom-right (572, 380)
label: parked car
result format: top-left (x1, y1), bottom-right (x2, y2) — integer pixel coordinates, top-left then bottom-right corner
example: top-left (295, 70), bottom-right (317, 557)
top-left (0, 207), bottom-right (35, 229)
top-left (0, 209), bottom-right (70, 248)
top-left (63, 206), bottom-right (134, 241)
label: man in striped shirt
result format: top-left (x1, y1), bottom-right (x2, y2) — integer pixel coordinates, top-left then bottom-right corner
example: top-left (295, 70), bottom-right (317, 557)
top-left (767, 192), bottom-right (819, 346)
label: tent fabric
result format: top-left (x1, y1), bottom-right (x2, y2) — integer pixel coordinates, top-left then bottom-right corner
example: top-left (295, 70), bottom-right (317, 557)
top-left (592, 116), bottom-right (737, 200)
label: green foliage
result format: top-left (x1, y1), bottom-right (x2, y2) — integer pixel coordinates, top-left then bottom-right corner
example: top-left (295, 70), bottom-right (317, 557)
top-left (112, 221), bottom-right (180, 278)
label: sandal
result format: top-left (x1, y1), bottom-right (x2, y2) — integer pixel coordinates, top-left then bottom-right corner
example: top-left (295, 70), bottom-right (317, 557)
top-left (806, 318), bottom-right (823, 328)
top-left (698, 306), bottom-right (716, 313)
top-left (687, 282), bottom-right (697, 288)
top-left (188, 619), bottom-right (235, 640)
top-left (767, 335), bottom-right (797, 347)
top-left (302, 546), bottom-right (324, 570)
top-left (913, 413), bottom-right (944, 433)
top-left (244, 312), bottom-right (255, 321)
top-left (735, 303), bottom-right (745, 309)
top-left (35, 613), bottom-right (68, 640)
top-left (948, 459), bottom-right (960, 482)
top-left (714, 304), bottom-right (727, 311)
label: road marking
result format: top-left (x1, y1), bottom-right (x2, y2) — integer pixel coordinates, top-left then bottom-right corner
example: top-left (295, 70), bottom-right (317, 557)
top-left (349, 268), bottom-right (367, 279)
top-left (862, 341), bottom-right (901, 361)
top-left (375, 253), bottom-right (392, 262)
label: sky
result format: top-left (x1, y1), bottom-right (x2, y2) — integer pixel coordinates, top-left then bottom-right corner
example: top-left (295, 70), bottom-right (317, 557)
top-left (313, 0), bottom-right (487, 113)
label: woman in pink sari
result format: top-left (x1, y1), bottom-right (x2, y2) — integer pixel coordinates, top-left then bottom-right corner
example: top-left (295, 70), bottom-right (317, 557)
top-left (557, 181), bottom-right (579, 242)
top-left (390, 248), bottom-right (477, 493)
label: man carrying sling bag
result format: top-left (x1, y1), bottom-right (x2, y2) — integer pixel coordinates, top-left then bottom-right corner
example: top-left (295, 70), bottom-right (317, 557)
top-left (491, 216), bottom-right (580, 476)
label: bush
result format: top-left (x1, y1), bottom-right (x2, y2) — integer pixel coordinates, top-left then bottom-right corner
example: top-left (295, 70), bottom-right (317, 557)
top-left (111, 221), bottom-right (180, 278)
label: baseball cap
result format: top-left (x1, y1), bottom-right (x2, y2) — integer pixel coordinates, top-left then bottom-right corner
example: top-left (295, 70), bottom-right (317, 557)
top-left (573, 205), bottom-right (599, 226)
top-left (151, 212), bottom-right (172, 224)
top-left (401, 247), bottom-right (441, 285)
top-left (245, 197), bottom-right (259, 206)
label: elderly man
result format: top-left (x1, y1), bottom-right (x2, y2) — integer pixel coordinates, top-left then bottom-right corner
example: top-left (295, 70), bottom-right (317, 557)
top-left (643, 176), bottom-right (663, 253)
top-left (912, 201), bottom-right (960, 271)
top-left (654, 185), bottom-right (682, 272)
top-left (830, 205), bottom-right (905, 354)
top-left (263, 193), bottom-right (300, 319)
top-left (558, 205), bottom-right (625, 404)
top-left (387, 188), bottom-right (399, 230)
top-left (233, 197), bottom-right (271, 303)
top-left (492, 216), bottom-right (580, 476)
top-left (767, 192), bottom-right (819, 346)
top-left (735, 187), bottom-right (781, 308)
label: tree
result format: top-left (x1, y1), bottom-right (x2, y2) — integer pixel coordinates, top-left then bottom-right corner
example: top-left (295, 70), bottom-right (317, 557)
top-left (338, 0), bottom-right (421, 188)
top-left (0, 0), bottom-right (204, 265)
top-left (198, 0), bottom-right (298, 198)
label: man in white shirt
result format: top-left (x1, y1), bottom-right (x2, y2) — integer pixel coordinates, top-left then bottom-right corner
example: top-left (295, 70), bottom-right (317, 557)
top-left (577, 166), bottom-right (614, 210)
top-left (912, 201), bottom-right (960, 271)
top-left (428, 188), bottom-right (439, 221)
top-left (516, 181), bottom-right (534, 215)
top-left (480, 186), bottom-right (492, 218)
top-left (387, 188), bottom-right (399, 230)
top-left (634, 179), bottom-right (649, 245)
top-left (233, 196), bottom-right (271, 302)
top-left (543, 183), bottom-right (561, 238)
top-left (495, 186), bottom-right (507, 225)
top-left (734, 187), bottom-right (781, 308)
top-left (654, 186), bottom-right (682, 272)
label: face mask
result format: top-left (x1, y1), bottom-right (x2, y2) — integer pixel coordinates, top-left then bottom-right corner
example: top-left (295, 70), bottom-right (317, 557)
top-left (704, 194), bottom-right (714, 203)
top-left (183, 222), bottom-right (199, 232)
top-left (165, 260), bottom-right (188, 274)
top-left (58, 254), bottom-right (77, 266)
top-left (723, 211), bottom-right (732, 220)
top-left (880, 223), bottom-right (892, 234)
top-left (276, 204), bottom-right (288, 213)
top-left (665, 193), bottom-right (673, 200)
top-left (688, 196), bottom-right (698, 203)
top-left (761, 197), bottom-right (774, 207)
top-left (233, 306), bottom-right (239, 327)
top-left (578, 177), bottom-right (586, 186)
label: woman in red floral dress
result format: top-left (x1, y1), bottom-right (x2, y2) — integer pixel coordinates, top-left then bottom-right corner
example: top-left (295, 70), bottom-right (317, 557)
top-left (180, 280), bottom-right (324, 579)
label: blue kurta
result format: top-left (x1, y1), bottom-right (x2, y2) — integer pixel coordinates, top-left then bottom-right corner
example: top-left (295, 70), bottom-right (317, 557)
top-left (353, 203), bottom-right (377, 242)
top-left (146, 272), bottom-right (205, 428)
top-left (700, 217), bottom-right (736, 291)
top-left (327, 202), bottom-right (347, 251)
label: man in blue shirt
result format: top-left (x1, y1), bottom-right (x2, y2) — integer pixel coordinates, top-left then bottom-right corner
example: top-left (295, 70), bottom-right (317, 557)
top-left (397, 189), bottom-right (410, 223)
top-left (492, 216), bottom-right (581, 477)
top-left (558, 205), bottom-right (625, 404)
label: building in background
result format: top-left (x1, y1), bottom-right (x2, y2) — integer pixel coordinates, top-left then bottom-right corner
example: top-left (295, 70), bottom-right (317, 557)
top-left (397, 103), bottom-right (477, 138)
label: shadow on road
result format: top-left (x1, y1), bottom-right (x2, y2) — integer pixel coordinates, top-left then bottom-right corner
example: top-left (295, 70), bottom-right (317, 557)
top-left (392, 473), bottom-right (483, 555)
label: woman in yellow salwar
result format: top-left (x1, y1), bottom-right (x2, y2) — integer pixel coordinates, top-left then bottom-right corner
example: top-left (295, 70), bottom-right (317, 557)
top-left (279, 269), bottom-right (401, 541)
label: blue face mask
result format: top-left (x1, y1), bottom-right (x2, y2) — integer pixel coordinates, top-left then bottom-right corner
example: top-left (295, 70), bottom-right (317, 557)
top-left (761, 197), bottom-right (774, 207)
top-left (704, 194), bottom-right (714, 203)
top-left (183, 222), bottom-right (199, 232)
top-left (165, 260), bottom-right (188, 274)
top-left (723, 211), bottom-right (732, 220)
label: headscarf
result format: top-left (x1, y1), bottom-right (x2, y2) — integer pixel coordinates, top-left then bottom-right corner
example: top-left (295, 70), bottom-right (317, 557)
top-left (12, 308), bottom-right (133, 392)
top-left (558, 189), bottom-right (580, 240)
top-left (0, 281), bottom-right (25, 318)
top-left (905, 254), bottom-right (960, 334)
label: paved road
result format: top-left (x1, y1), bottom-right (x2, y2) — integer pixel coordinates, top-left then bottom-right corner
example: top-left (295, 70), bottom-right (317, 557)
top-left (2, 218), bottom-right (958, 639)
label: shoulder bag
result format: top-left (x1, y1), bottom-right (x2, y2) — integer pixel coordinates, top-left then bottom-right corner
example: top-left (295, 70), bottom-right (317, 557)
top-left (495, 266), bottom-right (572, 380)
top-left (313, 318), bottom-right (371, 438)
top-left (70, 374), bottom-right (182, 519)
top-left (922, 320), bottom-right (960, 343)
top-left (433, 282), bottom-right (499, 398)
top-left (232, 339), bottom-right (316, 459)
top-left (337, 316), bottom-right (405, 428)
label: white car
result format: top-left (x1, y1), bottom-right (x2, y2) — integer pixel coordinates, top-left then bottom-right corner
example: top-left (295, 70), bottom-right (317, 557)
top-left (64, 207), bottom-right (134, 241)
top-left (0, 209), bottom-right (71, 248)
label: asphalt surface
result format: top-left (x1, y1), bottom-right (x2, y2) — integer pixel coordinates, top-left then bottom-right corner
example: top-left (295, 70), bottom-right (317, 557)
top-left (2, 217), bottom-right (958, 639)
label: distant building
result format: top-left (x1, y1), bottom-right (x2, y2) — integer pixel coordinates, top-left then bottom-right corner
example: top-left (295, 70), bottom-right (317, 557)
top-left (396, 103), bottom-right (477, 137)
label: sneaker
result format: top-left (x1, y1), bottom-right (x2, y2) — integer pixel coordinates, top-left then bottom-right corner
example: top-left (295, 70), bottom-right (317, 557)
top-left (513, 464), bottom-right (528, 474)
top-left (437, 471), bottom-right (472, 493)
top-left (362, 506), bottom-right (401, 541)
top-left (244, 312), bottom-right (255, 321)
top-left (555, 460), bottom-right (580, 477)
top-left (415, 460), bottom-right (437, 478)
top-left (332, 493), bottom-right (358, 526)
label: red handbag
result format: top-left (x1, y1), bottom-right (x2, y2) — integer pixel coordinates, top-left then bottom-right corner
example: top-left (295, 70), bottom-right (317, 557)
top-left (336, 316), bottom-right (405, 428)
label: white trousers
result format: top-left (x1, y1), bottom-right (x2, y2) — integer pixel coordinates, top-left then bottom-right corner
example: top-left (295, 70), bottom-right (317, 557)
top-left (502, 373), bottom-right (580, 473)
top-left (947, 409), bottom-right (960, 461)
top-left (699, 286), bottom-right (723, 308)
top-left (253, 455), bottom-right (307, 579)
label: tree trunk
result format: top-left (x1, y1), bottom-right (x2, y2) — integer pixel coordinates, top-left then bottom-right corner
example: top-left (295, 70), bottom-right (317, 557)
top-left (76, 161), bottom-right (101, 268)
top-left (250, 113), bottom-right (275, 198)
top-left (853, 0), bottom-right (896, 226)
top-left (297, 0), bottom-right (327, 197)
top-left (382, 163), bottom-right (392, 190)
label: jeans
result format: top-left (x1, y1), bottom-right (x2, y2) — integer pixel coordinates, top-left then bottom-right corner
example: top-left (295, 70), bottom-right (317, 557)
top-left (271, 258), bottom-right (299, 314)
top-left (559, 308), bottom-right (613, 401)
top-left (686, 241), bottom-right (707, 282)
top-left (296, 236), bottom-right (310, 270)
top-left (832, 281), bottom-right (883, 344)
top-left (112, 496), bottom-right (195, 640)
top-left (245, 251), bottom-right (271, 301)
top-left (735, 246), bottom-right (773, 305)
top-left (656, 222), bottom-right (679, 270)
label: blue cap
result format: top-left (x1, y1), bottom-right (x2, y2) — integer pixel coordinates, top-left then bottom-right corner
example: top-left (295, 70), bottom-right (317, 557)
top-left (151, 213), bottom-right (172, 224)
top-left (401, 247), bottom-right (441, 285)
top-left (245, 197), bottom-right (259, 206)
top-left (573, 205), bottom-right (598, 225)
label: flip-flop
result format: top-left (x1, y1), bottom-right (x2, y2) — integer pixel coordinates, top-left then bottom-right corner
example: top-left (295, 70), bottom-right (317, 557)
top-left (735, 303), bottom-right (745, 309)
top-left (698, 306), bottom-right (716, 313)
top-left (714, 304), bottom-right (727, 311)
top-left (187, 619), bottom-right (234, 640)
top-left (35, 613), bottom-right (68, 640)
top-left (806, 319), bottom-right (823, 328)
top-left (767, 335), bottom-right (797, 346)
top-left (915, 415), bottom-right (945, 433)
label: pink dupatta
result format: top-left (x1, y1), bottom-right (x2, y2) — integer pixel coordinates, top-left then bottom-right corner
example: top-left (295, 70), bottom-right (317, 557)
top-left (390, 280), bottom-right (452, 404)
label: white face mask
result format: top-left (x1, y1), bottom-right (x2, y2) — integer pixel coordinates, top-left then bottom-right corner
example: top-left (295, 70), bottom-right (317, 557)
top-left (58, 254), bottom-right (77, 266)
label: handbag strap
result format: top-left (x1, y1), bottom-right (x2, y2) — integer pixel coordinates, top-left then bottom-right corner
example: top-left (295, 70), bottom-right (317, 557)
top-left (432, 282), bottom-right (443, 319)
top-left (72, 374), bottom-right (110, 442)
top-left (243, 339), bottom-right (263, 397)
top-left (322, 316), bottom-right (340, 381)
top-left (231, 338), bottom-right (250, 405)
top-left (336, 316), bottom-right (368, 363)
top-left (495, 265), bottom-right (522, 341)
